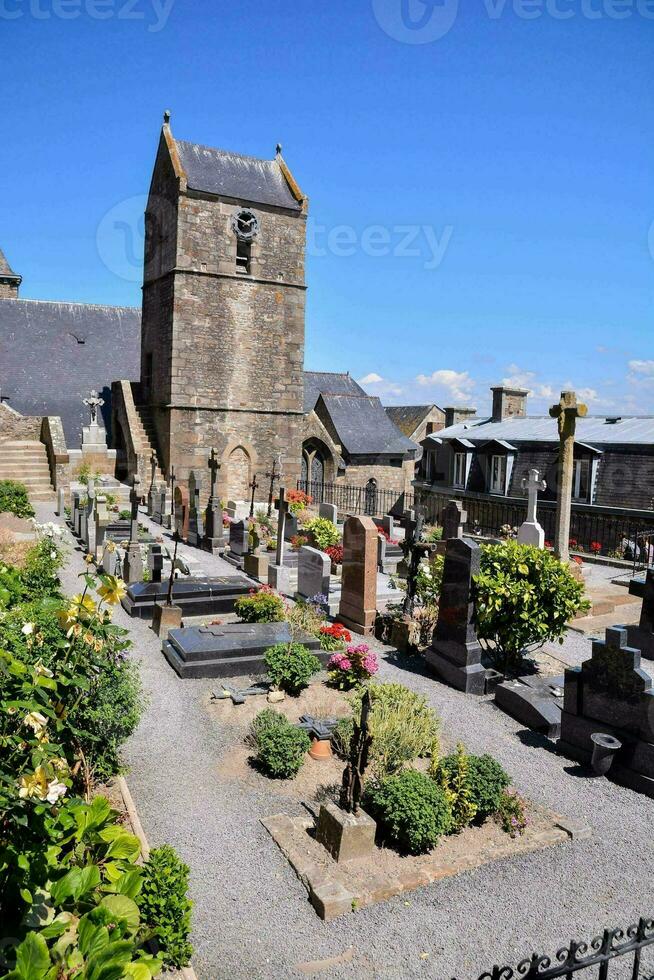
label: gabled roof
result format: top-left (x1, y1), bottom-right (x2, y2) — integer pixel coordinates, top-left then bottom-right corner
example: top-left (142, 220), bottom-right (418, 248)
top-left (0, 298), bottom-right (141, 444)
top-left (431, 414), bottom-right (654, 447)
top-left (0, 247), bottom-right (21, 283)
top-left (303, 371), bottom-right (366, 413)
top-left (385, 404), bottom-right (442, 437)
top-left (174, 139), bottom-right (303, 211)
top-left (318, 393), bottom-right (417, 456)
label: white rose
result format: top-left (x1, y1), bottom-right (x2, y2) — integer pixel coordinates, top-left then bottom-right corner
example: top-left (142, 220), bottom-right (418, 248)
top-left (21, 623), bottom-right (35, 636)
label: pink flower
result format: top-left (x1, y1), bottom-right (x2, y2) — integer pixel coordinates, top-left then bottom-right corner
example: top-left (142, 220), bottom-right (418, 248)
top-left (362, 654), bottom-right (379, 675)
top-left (339, 658), bottom-right (352, 671)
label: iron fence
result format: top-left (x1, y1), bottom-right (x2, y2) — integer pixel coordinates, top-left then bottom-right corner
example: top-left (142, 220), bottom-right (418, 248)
top-left (298, 480), bottom-right (415, 519)
top-left (456, 917), bottom-right (654, 979)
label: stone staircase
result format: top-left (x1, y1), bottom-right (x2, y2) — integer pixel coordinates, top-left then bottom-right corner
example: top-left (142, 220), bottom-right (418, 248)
top-left (0, 440), bottom-right (54, 500)
top-left (573, 583), bottom-right (642, 634)
top-left (132, 405), bottom-right (165, 483)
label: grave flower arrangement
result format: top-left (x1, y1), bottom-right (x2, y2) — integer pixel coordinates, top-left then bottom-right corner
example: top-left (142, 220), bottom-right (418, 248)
top-left (328, 643), bottom-right (379, 689)
top-left (319, 621), bottom-right (351, 651)
top-left (290, 533), bottom-right (309, 552)
top-left (590, 540), bottom-right (602, 554)
top-left (235, 585), bottom-right (286, 623)
top-left (286, 488), bottom-right (313, 515)
top-left (324, 544), bottom-right (343, 565)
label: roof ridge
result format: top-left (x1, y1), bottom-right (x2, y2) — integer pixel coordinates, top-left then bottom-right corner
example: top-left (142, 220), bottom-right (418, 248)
top-left (175, 137), bottom-right (277, 166)
top-left (0, 297), bottom-right (140, 312)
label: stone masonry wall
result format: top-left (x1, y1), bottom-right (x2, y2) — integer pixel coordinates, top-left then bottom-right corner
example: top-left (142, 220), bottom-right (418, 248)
top-left (0, 403), bottom-right (42, 441)
top-left (0, 282), bottom-right (19, 299)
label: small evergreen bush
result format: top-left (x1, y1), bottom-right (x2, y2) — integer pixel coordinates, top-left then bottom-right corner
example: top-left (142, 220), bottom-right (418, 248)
top-left (364, 769), bottom-right (452, 855)
top-left (438, 751), bottom-right (510, 820)
top-left (432, 742), bottom-right (477, 832)
top-left (235, 586), bottom-right (286, 623)
top-left (0, 479), bottom-right (34, 518)
top-left (263, 642), bottom-right (321, 695)
top-left (138, 844), bottom-right (193, 968)
top-left (251, 710), bottom-right (311, 778)
top-left (305, 516), bottom-right (340, 550)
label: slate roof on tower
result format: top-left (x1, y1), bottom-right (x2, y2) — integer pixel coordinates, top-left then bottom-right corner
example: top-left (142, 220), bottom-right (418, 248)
top-left (0, 298), bottom-right (140, 444)
top-left (174, 140), bottom-right (303, 211)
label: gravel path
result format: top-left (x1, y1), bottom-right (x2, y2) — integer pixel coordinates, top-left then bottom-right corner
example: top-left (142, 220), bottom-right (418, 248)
top-left (38, 503), bottom-right (654, 980)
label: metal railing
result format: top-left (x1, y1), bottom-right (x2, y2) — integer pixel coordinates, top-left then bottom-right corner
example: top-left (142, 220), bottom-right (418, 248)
top-left (298, 480), bottom-right (415, 519)
top-left (457, 917), bottom-right (654, 979)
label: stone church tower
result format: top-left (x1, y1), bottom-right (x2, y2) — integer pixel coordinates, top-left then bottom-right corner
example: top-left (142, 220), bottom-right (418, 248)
top-left (138, 112), bottom-right (308, 500)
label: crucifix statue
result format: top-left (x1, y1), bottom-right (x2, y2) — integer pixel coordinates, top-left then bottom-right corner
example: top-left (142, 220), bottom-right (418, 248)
top-left (549, 391), bottom-right (587, 562)
top-left (248, 472), bottom-right (259, 519)
top-left (83, 389), bottom-right (104, 425)
top-left (517, 468), bottom-right (547, 549)
top-left (265, 452), bottom-right (284, 517)
top-left (208, 447), bottom-right (221, 502)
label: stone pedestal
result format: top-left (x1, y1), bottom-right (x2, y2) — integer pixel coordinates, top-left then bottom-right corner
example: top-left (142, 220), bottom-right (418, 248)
top-left (338, 515), bottom-right (378, 637)
top-left (315, 803), bottom-right (377, 863)
top-left (268, 563), bottom-right (292, 595)
top-left (244, 552), bottom-right (269, 581)
top-left (123, 543), bottom-right (143, 585)
top-left (152, 602), bottom-right (182, 638)
top-left (204, 500), bottom-right (225, 554)
top-left (517, 521), bottom-right (545, 548)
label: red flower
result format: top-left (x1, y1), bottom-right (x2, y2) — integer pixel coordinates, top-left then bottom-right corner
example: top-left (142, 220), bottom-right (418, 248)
top-left (325, 544), bottom-right (344, 564)
top-left (590, 541), bottom-right (602, 553)
top-left (568, 538), bottom-right (578, 548)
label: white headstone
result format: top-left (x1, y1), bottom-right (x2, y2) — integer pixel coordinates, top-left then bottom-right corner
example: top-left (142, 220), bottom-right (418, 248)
top-left (517, 468), bottom-right (547, 548)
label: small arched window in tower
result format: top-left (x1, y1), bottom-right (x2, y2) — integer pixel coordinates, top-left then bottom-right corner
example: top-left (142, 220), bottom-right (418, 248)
top-left (232, 208), bottom-right (259, 276)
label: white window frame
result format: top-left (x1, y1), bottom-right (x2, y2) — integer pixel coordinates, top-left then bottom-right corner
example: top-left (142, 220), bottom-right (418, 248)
top-left (453, 452), bottom-right (466, 488)
top-left (573, 458), bottom-right (591, 502)
top-left (489, 454), bottom-right (507, 494)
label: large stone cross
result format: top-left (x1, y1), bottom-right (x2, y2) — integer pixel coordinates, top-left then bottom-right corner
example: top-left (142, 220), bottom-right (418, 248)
top-left (83, 389), bottom-right (104, 425)
top-left (517, 468), bottom-right (547, 548)
top-left (549, 391), bottom-right (587, 562)
top-left (208, 447), bottom-right (221, 500)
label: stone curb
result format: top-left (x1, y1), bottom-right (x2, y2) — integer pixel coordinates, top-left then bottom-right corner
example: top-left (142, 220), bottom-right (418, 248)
top-left (117, 776), bottom-right (199, 980)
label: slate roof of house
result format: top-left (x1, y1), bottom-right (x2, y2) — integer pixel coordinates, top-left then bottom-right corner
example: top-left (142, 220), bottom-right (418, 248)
top-left (0, 298), bottom-right (141, 445)
top-left (319, 393), bottom-right (418, 456)
top-left (175, 140), bottom-right (302, 211)
top-left (303, 371), bottom-right (366, 413)
top-left (385, 404), bottom-right (441, 437)
top-left (425, 414), bottom-right (654, 447)
top-left (0, 248), bottom-right (21, 282)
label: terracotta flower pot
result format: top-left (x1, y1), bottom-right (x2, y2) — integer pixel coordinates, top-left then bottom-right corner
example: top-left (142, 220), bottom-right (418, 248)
top-left (309, 737), bottom-right (332, 761)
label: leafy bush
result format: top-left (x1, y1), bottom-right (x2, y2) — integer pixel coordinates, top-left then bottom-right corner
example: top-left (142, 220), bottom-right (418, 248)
top-left (431, 742), bottom-right (477, 831)
top-left (495, 788), bottom-right (528, 837)
top-left (290, 533), bottom-right (309, 551)
top-left (251, 709), bottom-right (311, 778)
top-left (364, 769), bottom-right (452, 855)
top-left (474, 541), bottom-right (590, 672)
top-left (305, 517), bottom-right (340, 550)
top-left (119, 508), bottom-right (132, 520)
top-left (235, 586), bottom-right (285, 623)
top-left (263, 642), bottom-right (321, 695)
top-left (138, 845), bottom-right (193, 968)
top-left (415, 553), bottom-right (444, 606)
top-left (334, 682), bottom-right (440, 778)
top-left (324, 544), bottom-right (343, 565)
top-left (0, 479), bottom-right (34, 518)
top-left (438, 751), bottom-right (510, 820)
top-left (18, 538), bottom-right (64, 599)
top-left (423, 524), bottom-right (443, 542)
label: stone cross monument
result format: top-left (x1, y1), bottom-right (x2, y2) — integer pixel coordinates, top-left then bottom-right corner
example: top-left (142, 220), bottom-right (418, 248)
top-left (549, 391), bottom-right (587, 562)
top-left (123, 475), bottom-right (143, 584)
top-left (268, 487), bottom-right (292, 594)
top-left (517, 469), bottom-right (547, 548)
top-left (83, 389), bottom-right (104, 425)
top-left (203, 447), bottom-right (225, 554)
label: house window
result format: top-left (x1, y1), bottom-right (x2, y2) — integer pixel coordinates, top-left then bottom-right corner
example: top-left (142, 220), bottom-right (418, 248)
top-left (236, 238), bottom-right (251, 274)
top-left (453, 452), bottom-right (466, 488)
top-left (573, 458), bottom-right (591, 502)
top-left (489, 455), bottom-right (507, 494)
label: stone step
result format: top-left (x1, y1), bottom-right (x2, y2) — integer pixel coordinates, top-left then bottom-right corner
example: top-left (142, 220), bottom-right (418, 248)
top-left (0, 459), bottom-right (50, 469)
top-left (573, 603), bottom-right (643, 635)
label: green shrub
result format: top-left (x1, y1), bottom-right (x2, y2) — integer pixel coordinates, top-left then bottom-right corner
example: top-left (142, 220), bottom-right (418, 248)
top-left (432, 742), bottom-right (477, 832)
top-left (474, 541), bottom-right (590, 672)
top-left (235, 586), bottom-right (286, 623)
top-left (19, 538), bottom-right (63, 599)
top-left (423, 524), bottom-right (443, 542)
top-left (495, 788), bottom-right (528, 837)
top-left (138, 845), bottom-right (193, 968)
top-left (247, 706), bottom-right (289, 746)
top-left (364, 769), bottom-right (452, 855)
top-left (415, 553), bottom-right (444, 606)
top-left (0, 479), bottom-right (34, 518)
top-left (305, 517), bottom-right (340, 550)
top-left (251, 710), bottom-right (311, 778)
top-left (335, 682), bottom-right (440, 779)
top-left (263, 642), bottom-right (321, 695)
top-left (438, 751), bottom-right (510, 820)
top-left (119, 508), bottom-right (132, 520)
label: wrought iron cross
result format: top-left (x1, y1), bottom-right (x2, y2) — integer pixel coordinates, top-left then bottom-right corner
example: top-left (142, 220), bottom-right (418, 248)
top-left (129, 475), bottom-right (141, 521)
top-left (208, 447), bottom-right (221, 500)
top-left (149, 451), bottom-right (157, 491)
top-left (83, 389), bottom-right (104, 425)
top-left (248, 472), bottom-right (259, 519)
top-left (265, 452), bottom-right (284, 517)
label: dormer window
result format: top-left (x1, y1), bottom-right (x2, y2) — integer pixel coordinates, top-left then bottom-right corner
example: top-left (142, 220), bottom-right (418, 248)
top-left (453, 452), bottom-right (466, 488)
top-left (573, 458), bottom-right (591, 502)
top-left (231, 208), bottom-right (259, 276)
top-left (489, 454), bottom-right (507, 494)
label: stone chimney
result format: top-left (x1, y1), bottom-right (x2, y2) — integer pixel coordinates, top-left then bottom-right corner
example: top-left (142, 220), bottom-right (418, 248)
top-left (491, 385), bottom-right (528, 423)
top-left (444, 406), bottom-right (477, 429)
top-left (0, 248), bottom-right (21, 299)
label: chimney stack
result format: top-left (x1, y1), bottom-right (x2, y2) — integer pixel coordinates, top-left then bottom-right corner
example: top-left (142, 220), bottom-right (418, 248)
top-left (444, 406), bottom-right (477, 429)
top-left (491, 385), bottom-right (528, 423)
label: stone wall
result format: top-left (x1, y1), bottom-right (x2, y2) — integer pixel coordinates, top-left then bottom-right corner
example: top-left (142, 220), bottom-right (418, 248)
top-left (41, 416), bottom-right (70, 490)
top-left (0, 282), bottom-right (19, 300)
top-left (336, 458), bottom-right (414, 495)
top-left (0, 402), bottom-right (42, 441)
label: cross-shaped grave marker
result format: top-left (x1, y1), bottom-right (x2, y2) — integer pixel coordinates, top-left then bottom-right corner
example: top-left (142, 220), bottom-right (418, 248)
top-left (517, 468), bottom-right (547, 548)
top-left (549, 391), bottom-right (587, 561)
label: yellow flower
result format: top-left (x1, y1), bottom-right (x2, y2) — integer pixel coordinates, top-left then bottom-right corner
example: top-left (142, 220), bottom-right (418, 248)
top-left (70, 594), bottom-right (97, 619)
top-left (105, 541), bottom-right (116, 554)
top-left (85, 553), bottom-right (95, 565)
top-left (34, 661), bottom-right (54, 678)
top-left (83, 632), bottom-right (94, 646)
top-left (57, 609), bottom-right (77, 631)
top-left (93, 638), bottom-right (104, 653)
top-left (97, 576), bottom-right (127, 606)
top-left (18, 766), bottom-right (48, 800)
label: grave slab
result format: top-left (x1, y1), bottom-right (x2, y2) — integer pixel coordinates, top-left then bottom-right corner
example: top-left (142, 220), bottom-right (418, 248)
top-left (494, 674), bottom-right (565, 738)
top-left (121, 576), bottom-right (252, 619)
top-left (162, 622), bottom-right (327, 679)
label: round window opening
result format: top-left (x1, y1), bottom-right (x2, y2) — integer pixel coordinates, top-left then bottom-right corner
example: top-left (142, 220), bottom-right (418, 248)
top-left (232, 209), bottom-right (259, 242)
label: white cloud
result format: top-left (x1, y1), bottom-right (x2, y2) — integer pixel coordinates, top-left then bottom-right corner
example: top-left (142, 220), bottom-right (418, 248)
top-left (357, 373), bottom-right (404, 398)
top-left (415, 369), bottom-right (476, 404)
top-left (628, 360), bottom-right (654, 376)
top-left (358, 372), bottom-right (383, 384)
top-left (501, 365), bottom-right (554, 401)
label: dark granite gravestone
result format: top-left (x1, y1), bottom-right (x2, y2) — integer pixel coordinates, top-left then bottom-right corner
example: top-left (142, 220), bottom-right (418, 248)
top-left (494, 674), bottom-right (565, 738)
top-left (162, 622), bottom-right (328, 679)
top-left (229, 519), bottom-right (248, 558)
top-left (121, 576), bottom-right (253, 619)
top-left (147, 544), bottom-right (164, 584)
top-left (187, 471), bottom-right (204, 547)
top-left (442, 500), bottom-right (466, 541)
top-left (559, 626), bottom-right (654, 797)
top-left (297, 546), bottom-right (330, 600)
top-left (424, 537), bottom-right (486, 695)
top-left (284, 514), bottom-right (299, 541)
top-left (624, 569), bottom-right (654, 659)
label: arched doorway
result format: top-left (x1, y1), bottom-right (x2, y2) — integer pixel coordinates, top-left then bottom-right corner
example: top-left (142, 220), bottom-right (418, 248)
top-left (226, 446), bottom-right (251, 501)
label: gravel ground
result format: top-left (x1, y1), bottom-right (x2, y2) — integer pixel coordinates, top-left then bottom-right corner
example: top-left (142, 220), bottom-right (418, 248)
top-left (37, 503), bottom-right (654, 980)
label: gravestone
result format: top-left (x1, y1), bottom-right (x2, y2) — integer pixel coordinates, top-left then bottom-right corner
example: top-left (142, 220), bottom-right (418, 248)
top-left (147, 544), bottom-right (164, 584)
top-left (377, 533), bottom-right (386, 572)
top-left (56, 488), bottom-right (65, 517)
top-left (122, 575), bottom-right (253, 619)
top-left (229, 520), bottom-right (248, 558)
top-left (624, 570), bottom-right (654, 660)
top-left (494, 674), bottom-right (564, 738)
top-left (102, 543), bottom-right (119, 576)
top-left (187, 471), bottom-right (204, 547)
top-left (381, 515), bottom-right (395, 539)
top-left (517, 469), bottom-right (547, 548)
top-left (174, 484), bottom-right (189, 541)
top-left (225, 499), bottom-right (238, 520)
top-left (425, 537), bottom-right (486, 695)
top-left (319, 502), bottom-right (338, 524)
top-left (338, 515), bottom-right (378, 636)
top-left (442, 500), bottom-right (466, 541)
top-left (163, 621), bottom-right (327, 679)
top-left (94, 494), bottom-right (111, 557)
top-left (204, 447), bottom-right (225, 554)
top-left (284, 513), bottom-right (299, 541)
top-left (244, 551), bottom-right (269, 581)
top-left (82, 480), bottom-right (96, 555)
top-left (559, 626), bottom-right (654, 797)
top-left (71, 491), bottom-right (81, 535)
top-left (298, 546), bottom-right (330, 602)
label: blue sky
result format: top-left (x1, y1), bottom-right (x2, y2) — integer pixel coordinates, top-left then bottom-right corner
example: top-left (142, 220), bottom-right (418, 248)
top-left (1, 0), bottom-right (652, 415)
